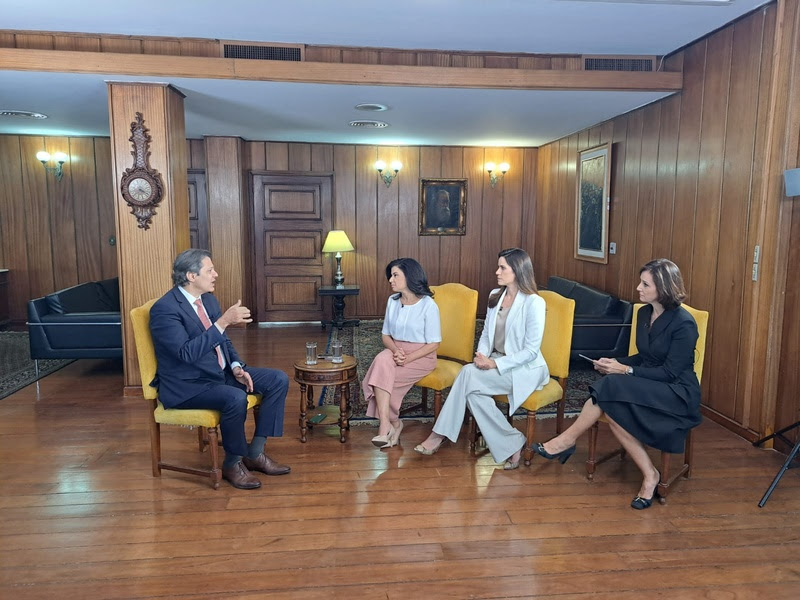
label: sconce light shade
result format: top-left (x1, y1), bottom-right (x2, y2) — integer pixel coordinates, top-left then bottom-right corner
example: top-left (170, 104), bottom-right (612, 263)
top-left (36, 150), bottom-right (68, 181)
top-left (375, 159), bottom-right (402, 187)
top-left (322, 230), bottom-right (355, 287)
top-left (785, 168), bottom-right (800, 197)
top-left (486, 162), bottom-right (510, 188)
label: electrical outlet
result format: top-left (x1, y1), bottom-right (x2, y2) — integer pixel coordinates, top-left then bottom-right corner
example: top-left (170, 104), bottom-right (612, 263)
top-left (609, 242), bottom-right (617, 254)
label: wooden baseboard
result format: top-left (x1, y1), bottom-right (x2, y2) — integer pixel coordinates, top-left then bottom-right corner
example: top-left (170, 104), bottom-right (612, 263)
top-left (123, 385), bottom-right (143, 397)
top-left (701, 405), bottom-right (760, 443)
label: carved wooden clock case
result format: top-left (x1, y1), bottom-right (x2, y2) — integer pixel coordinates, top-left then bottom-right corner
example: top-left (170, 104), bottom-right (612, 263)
top-left (120, 112), bottom-right (165, 230)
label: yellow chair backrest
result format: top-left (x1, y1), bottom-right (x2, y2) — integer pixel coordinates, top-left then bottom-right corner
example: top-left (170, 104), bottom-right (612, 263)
top-left (628, 303), bottom-right (709, 383)
top-left (130, 299), bottom-right (160, 400)
top-left (430, 283), bottom-right (479, 363)
top-left (539, 290), bottom-right (575, 380)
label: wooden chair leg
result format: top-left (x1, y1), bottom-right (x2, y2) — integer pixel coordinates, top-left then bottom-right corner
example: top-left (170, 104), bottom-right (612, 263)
top-left (198, 427), bottom-right (206, 452)
top-left (555, 397), bottom-right (565, 435)
top-left (684, 429), bottom-right (694, 478)
top-left (252, 403), bottom-right (261, 425)
top-left (434, 390), bottom-right (442, 418)
top-left (207, 426), bottom-right (222, 490)
top-left (468, 416), bottom-right (478, 451)
top-left (149, 418), bottom-right (162, 477)
top-left (586, 422), bottom-right (598, 480)
top-left (523, 411), bottom-right (536, 466)
top-left (658, 452), bottom-right (672, 502)
top-left (400, 387), bottom-right (430, 417)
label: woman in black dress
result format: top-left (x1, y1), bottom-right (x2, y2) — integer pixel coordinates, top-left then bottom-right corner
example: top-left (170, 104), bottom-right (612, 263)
top-left (533, 259), bottom-right (700, 509)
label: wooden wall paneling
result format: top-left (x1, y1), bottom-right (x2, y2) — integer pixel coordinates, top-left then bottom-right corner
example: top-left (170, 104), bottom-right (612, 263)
top-left (246, 141), bottom-right (266, 171)
top-left (618, 111), bottom-right (643, 300)
top-left (205, 137), bottom-right (246, 313)
top-left (534, 143), bottom-right (553, 283)
top-left (43, 136), bottom-right (78, 291)
top-left (310, 144), bottom-right (334, 172)
top-left (500, 147), bottom-right (524, 255)
top-left (288, 143), bottom-right (312, 172)
top-left (304, 47), bottom-right (342, 63)
top-left (188, 139), bottom-right (205, 170)
top-left (605, 116), bottom-right (628, 296)
top-left (417, 52), bottom-right (450, 67)
top-left (342, 49), bottom-right (380, 64)
top-left (355, 146), bottom-right (379, 316)
top-left (553, 137), bottom-right (571, 280)
top-left (460, 147), bottom-right (485, 294)
top-left (633, 102), bottom-right (661, 274)
top-left (573, 131), bottom-right (590, 286)
top-left (93, 138), bottom-right (117, 280)
top-left (671, 44), bottom-right (706, 296)
top-left (651, 93), bottom-right (681, 261)
top-left (14, 34), bottom-right (53, 49)
top-left (143, 40), bottom-right (180, 55)
top-left (419, 147), bottom-right (442, 287)
top-left (376, 146), bottom-right (400, 292)
top-left (439, 147), bottom-right (464, 284)
top-left (0, 136), bottom-right (30, 322)
top-left (586, 123), bottom-right (615, 290)
top-left (266, 142), bottom-right (289, 171)
top-left (715, 12), bottom-right (768, 425)
top-left (397, 146), bottom-right (421, 262)
top-left (480, 148), bottom-right (504, 302)
top-left (70, 137), bottom-right (102, 283)
top-left (518, 56), bottom-right (553, 70)
top-left (53, 35), bottom-right (100, 52)
top-left (178, 40), bottom-right (219, 57)
top-left (100, 38), bottom-right (142, 54)
top-left (20, 136), bottom-right (55, 299)
top-left (332, 145), bottom-right (358, 315)
top-left (380, 50), bottom-right (416, 65)
top-left (0, 32), bottom-right (15, 48)
top-left (451, 55), bottom-right (484, 68)
top-left (485, 55), bottom-right (517, 69)
top-left (521, 147), bottom-right (538, 263)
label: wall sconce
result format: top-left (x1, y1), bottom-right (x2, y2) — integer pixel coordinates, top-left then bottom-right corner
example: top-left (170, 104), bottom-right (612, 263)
top-left (485, 162), bottom-right (509, 188)
top-left (322, 229), bottom-right (355, 288)
top-left (375, 160), bottom-right (402, 187)
top-left (36, 151), bottom-right (68, 181)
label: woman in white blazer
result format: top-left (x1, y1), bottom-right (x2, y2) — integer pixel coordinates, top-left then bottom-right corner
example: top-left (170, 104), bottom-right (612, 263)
top-left (415, 248), bottom-right (549, 469)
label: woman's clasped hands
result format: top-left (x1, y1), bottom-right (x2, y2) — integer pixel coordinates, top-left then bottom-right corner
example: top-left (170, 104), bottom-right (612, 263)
top-left (392, 347), bottom-right (407, 366)
top-left (473, 352), bottom-right (496, 370)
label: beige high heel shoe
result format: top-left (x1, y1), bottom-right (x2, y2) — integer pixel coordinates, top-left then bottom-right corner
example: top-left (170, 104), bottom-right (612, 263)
top-left (414, 436), bottom-right (446, 455)
top-left (381, 420), bottom-right (403, 449)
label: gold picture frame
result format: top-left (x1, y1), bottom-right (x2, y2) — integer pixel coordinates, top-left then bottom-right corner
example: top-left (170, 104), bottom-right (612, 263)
top-left (575, 143), bottom-right (611, 263)
top-left (419, 178), bottom-right (467, 236)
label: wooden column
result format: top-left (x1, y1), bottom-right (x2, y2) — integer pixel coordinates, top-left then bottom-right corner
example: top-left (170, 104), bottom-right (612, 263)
top-left (107, 83), bottom-right (188, 388)
top-left (204, 136), bottom-right (251, 312)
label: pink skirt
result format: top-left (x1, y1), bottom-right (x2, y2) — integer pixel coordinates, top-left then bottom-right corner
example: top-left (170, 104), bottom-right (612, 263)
top-left (363, 341), bottom-right (437, 421)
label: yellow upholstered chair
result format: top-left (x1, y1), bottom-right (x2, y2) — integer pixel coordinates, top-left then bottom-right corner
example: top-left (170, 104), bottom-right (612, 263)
top-left (585, 303), bottom-right (709, 502)
top-left (468, 290), bottom-right (576, 466)
top-left (411, 283), bottom-right (479, 417)
top-left (130, 299), bottom-right (261, 489)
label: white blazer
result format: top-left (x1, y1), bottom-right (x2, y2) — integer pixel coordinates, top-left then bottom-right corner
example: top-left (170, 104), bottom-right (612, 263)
top-left (477, 288), bottom-right (550, 412)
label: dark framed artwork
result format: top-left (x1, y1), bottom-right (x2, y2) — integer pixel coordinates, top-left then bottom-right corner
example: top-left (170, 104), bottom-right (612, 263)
top-left (574, 143), bottom-right (611, 263)
top-left (419, 178), bottom-right (467, 236)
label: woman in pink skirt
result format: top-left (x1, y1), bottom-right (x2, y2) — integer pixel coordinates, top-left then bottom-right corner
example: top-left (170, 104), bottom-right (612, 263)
top-left (363, 258), bottom-right (441, 449)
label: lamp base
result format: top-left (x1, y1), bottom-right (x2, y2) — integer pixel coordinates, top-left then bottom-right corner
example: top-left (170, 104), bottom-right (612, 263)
top-left (334, 253), bottom-right (345, 288)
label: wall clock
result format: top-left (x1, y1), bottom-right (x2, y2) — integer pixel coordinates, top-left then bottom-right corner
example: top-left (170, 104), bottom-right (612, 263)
top-left (120, 112), bottom-right (165, 230)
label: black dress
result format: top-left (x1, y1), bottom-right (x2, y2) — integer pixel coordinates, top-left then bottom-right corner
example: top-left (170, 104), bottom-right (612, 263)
top-left (589, 304), bottom-right (701, 453)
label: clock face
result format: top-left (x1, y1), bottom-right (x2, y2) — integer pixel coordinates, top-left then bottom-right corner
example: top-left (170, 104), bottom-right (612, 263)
top-left (128, 177), bottom-right (153, 202)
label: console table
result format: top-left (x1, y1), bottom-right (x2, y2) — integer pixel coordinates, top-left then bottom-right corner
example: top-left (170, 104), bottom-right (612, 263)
top-left (319, 285), bottom-right (360, 330)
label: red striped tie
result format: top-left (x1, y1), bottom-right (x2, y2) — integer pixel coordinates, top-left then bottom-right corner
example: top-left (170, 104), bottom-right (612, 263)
top-left (194, 299), bottom-right (224, 368)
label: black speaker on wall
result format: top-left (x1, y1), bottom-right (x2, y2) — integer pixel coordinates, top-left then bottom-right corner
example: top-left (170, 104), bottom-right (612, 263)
top-left (785, 168), bottom-right (800, 197)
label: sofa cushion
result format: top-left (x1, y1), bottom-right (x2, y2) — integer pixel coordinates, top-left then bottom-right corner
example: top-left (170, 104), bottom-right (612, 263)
top-left (96, 278), bottom-right (120, 311)
top-left (40, 312), bottom-right (122, 349)
top-left (546, 276), bottom-right (577, 298)
top-left (45, 282), bottom-right (109, 314)
top-left (570, 284), bottom-right (614, 316)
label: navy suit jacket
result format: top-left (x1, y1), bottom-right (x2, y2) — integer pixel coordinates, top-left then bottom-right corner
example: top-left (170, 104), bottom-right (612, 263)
top-left (149, 287), bottom-right (243, 408)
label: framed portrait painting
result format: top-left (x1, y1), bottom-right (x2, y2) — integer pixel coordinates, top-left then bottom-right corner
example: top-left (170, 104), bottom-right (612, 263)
top-left (575, 143), bottom-right (611, 263)
top-left (419, 179), bottom-right (467, 236)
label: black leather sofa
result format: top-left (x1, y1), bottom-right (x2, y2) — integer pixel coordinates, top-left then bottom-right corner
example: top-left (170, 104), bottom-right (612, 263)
top-left (28, 278), bottom-right (122, 364)
top-left (546, 275), bottom-right (633, 360)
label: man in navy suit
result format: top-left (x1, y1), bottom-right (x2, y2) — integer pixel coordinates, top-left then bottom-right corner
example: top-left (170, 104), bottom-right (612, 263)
top-left (149, 249), bottom-right (290, 489)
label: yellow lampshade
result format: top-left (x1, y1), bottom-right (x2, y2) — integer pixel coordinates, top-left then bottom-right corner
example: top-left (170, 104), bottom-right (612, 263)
top-left (322, 230), bottom-right (354, 253)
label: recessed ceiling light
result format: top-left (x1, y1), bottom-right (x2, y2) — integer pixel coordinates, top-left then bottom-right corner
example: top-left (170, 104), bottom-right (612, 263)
top-left (0, 110), bottom-right (48, 119)
top-left (354, 103), bottom-right (388, 112)
top-left (349, 120), bottom-right (389, 128)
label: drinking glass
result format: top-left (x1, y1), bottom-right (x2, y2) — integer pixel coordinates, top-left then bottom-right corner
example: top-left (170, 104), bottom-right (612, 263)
top-left (331, 340), bottom-right (343, 363)
top-left (305, 341), bottom-right (317, 365)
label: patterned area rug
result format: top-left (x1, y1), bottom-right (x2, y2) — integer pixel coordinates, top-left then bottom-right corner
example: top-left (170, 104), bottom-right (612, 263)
top-left (322, 320), bottom-right (600, 422)
top-left (0, 332), bottom-right (74, 400)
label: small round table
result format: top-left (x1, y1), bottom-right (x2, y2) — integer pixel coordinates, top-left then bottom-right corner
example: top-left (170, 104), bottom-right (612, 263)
top-left (293, 355), bottom-right (358, 443)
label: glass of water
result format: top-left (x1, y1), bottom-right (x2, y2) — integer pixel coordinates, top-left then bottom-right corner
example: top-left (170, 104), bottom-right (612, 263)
top-left (305, 341), bottom-right (317, 365)
top-left (331, 340), bottom-right (343, 363)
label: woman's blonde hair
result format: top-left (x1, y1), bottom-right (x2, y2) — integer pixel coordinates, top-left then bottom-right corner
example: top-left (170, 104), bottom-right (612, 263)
top-left (488, 248), bottom-right (538, 308)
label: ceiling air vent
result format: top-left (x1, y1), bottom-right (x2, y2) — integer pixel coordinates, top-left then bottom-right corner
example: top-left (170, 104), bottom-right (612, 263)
top-left (221, 41), bottom-right (304, 61)
top-left (349, 120), bottom-right (389, 128)
top-left (583, 55), bottom-right (656, 72)
top-left (0, 110), bottom-right (48, 119)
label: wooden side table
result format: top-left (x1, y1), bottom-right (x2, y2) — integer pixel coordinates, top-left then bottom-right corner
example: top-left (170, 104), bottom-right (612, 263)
top-left (294, 356), bottom-right (358, 443)
top-left (318, 285), bottom-right (360, 330)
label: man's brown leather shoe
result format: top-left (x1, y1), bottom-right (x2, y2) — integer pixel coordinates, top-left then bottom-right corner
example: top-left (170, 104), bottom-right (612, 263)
top-left (222, 461), bottom-right (261, 489)
top-left (243, 453), bottom-right (291, 476)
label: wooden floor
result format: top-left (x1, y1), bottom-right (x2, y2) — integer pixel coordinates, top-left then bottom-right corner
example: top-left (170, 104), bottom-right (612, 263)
top-left (1, 324), bottom-right (799, 599)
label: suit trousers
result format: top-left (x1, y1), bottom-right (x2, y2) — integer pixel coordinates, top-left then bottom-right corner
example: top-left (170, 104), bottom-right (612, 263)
top-left (175, 367), bottom-right (289, 457)
top-left (432, 362), bottom-right (526, 463)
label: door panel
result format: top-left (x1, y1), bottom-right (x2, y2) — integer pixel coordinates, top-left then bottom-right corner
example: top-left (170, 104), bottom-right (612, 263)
top-left (188, 170), bottom-right (209, 250)
top-left (252, 173), bottom-right (332, 321)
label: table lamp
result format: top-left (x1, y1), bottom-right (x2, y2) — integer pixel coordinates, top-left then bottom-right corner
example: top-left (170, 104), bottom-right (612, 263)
top-left (322, 230), bottom-right (354, 288)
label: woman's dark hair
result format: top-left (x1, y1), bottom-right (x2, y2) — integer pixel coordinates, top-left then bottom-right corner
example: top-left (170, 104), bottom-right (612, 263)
top-left (487, 248), bottom-right (538, 308)
top-left (386, 258), bottom-right (434, 300)
top-left (640, 258), bottom-right (686, 310)
top-left (172, 248), bottom-right (212, 287)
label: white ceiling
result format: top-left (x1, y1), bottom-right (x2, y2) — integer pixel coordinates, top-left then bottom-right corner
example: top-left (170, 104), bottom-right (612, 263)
top-left (0, 0), bottom-right (769, 146)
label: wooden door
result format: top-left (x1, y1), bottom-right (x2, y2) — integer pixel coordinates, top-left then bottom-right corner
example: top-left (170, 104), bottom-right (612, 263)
top-left (187, 169), bottom-right (209, 250)
top-left (252, 173), bottom-right (333, 322)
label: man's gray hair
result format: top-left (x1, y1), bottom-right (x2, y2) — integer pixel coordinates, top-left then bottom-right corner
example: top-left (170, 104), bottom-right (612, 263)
top-left (172, 249), bottom-right (212, 287)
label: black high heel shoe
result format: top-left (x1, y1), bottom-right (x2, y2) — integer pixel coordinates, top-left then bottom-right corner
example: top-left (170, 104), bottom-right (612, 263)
top-left (631, 470), bottom-right (661, 510)
top-left (531, 442), bottom-right (576, 464)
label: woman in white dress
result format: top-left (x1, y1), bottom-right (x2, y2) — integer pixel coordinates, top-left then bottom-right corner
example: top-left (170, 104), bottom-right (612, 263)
top-left (362, 258), bottom-right (441, 449)
top-left (415, 248), bottom-right (549, 469)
